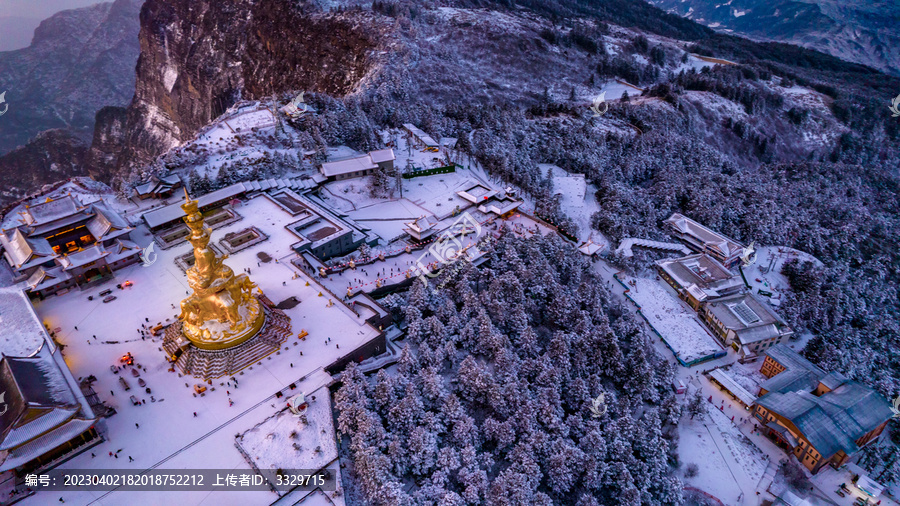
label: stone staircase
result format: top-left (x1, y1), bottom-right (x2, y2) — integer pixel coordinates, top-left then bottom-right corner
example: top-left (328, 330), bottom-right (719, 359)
top-left (756, 458), bottom-right (778, 496)
top-left (163, 296), bottom-right (290, 380)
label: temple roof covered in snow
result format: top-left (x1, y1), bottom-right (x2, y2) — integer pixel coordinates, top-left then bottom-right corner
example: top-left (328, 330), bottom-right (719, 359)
top-left (0, 286), bottom-right (49, 357)
top-left (0, 356), bottom-right (80, 449)
top-left (0, 229), bottom-right (55, 270)
top-left (656, 253), bottom-right (743, 300)
top-left (86, 204), bottom-right (133, 242)
top-left (58, 244), bottom-right (110, 271)
top-left (663, 213), bottom-right (744, 265)
top-left (21, 195), bottom-right (86, 227)
top-left (703, 293), bottom-right (791, 344)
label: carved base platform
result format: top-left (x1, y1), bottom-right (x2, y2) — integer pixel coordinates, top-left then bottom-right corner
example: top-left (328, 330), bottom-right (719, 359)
top-left (162, 296), bottom-right (291, 380)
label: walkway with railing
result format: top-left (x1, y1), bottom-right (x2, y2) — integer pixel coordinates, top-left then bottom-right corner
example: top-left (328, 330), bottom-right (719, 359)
top-left (615, 237), bottom-right (690, 257)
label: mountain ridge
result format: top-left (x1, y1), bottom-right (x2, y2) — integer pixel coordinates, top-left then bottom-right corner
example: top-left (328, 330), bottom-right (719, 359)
top-left (646, 0), bottom-right (900, 76)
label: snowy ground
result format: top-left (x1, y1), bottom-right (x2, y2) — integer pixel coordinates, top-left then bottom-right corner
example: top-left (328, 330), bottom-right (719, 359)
top-left (325, 146), bottom-right (362, 161)
top-left (317, 163), bottom-right (491, 245)
top-left (745, 245), bottom-right (823, 308)
top-left (812, 462), bottom-right (900, 506)
top-left (23, 195), bottom-right (379, 505)
top-left (347, 200), bottom-right (433, 243)
top-left (681, 373), bottom-right (776, 506)
top-left (319, 219), bottom-right (502, 295)
top-left (237, 385), bottom-right (337, 479)
top-left (597, 79), bottom-right (644, 100)
top-left (679, 404), bottom-right (748, 503)
top-left (675, 53), bottom-right (720, 73)
top-left (619, 275), bottom-right (724, 364)
top-left (540, 163), bottom-right (605, 246)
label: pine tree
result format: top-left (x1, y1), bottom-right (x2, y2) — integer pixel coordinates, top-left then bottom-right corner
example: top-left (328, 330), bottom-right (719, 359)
top-left (686, 390), bottom-right (705, 420)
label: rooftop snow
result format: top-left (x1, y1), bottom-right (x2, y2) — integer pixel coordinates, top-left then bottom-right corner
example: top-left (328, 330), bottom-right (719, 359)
top-left (656, 254), bottom-right (739, 294)
top-left (142, 183), bottom-right (247, 229)
top-left (664, 213), bottom-right (744, 257)
top-left (320, 155), bottom-right (377, 177)
top-left (0, 286), bottom-right (49, 357)
top-left (23, 196), bottom-right (84, 226)
top-left (1, 229), bottom-right (55, 268)
top-left (86, 204), bottom-right (132, 242)
top-left (705, 292), bottom-right (786, 332)
top-left (59, 245), bottom-right (109, 271)
top-left (709, 368), bottom-right (757, 406)
top-left (402, 123), bottom-right (439, 147)
top-left (369, 148), bottom-right (395, 164)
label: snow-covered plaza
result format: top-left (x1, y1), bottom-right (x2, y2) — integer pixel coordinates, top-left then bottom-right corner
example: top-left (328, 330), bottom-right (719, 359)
top-left (20, 194), bottom-right (387, 505)
top-left (619, 274), bottom-right (725, 365)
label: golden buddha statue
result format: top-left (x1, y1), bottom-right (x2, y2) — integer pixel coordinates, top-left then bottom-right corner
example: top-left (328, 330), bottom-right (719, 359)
top-left (177, 189), bottom-right (264, 350)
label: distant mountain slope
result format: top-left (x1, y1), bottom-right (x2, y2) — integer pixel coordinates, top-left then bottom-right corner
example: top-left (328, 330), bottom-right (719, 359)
top-left (0, 0), bottom-right (142, 155)
top-left (0, 129), bottom-right (89, 201)
top-left (646, 0), bottom-right (900, 76)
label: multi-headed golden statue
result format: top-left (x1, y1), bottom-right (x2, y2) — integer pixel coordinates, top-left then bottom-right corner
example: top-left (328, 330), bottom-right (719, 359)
top-left (177, 189), bottom-right (264, 350)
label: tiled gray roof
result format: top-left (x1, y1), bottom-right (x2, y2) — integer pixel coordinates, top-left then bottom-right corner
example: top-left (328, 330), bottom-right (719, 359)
top-left (86, 204), bottom-right (132, 242)
top-left (764, 344), bottom-right (825, 379)
top-left (755, 345), bottom-right (893, 459)
top-left (756, 391), bottom-right (858, 457)
top-left (762, 369), bottom-right (821, 394)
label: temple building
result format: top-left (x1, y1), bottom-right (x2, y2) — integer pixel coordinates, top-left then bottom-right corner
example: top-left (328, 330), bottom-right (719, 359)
top-left (663, 213), bottom-right (745, 268)
top-left (162, 191), bottom-right (291, 379)
top-left (656, 253), bottom-right (745, 310)
top-left (752, 345), bottom-right (893, 474)
top-left (404, 215), bottom-right (439, 242)
top-left (0, 195), bottom-right (140, 297)
top-left (0, 287), bottom-right (101, 474)
top-left (133, 174), bottom-right (183, 200)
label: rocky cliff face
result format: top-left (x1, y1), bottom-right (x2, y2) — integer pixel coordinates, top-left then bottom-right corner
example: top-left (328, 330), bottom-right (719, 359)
top-left (102, 0), bottom-right (387, 176)
top-left (0, 130), bottom-right (88, 202)
top-left (0, 0), bottom-right (142, 155)
top-left (85, 106), bottom-right (129, 182)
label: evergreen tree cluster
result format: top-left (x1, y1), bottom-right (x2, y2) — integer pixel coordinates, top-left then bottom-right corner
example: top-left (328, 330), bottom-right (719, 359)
top-left (335, 232), bottom-right (683, 505)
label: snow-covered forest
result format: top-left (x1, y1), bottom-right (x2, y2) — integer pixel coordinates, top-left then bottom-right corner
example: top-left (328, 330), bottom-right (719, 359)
top-left (334, 232), bottom-right (683, 504)
top-left (107, 3), bottom-right (900, 499)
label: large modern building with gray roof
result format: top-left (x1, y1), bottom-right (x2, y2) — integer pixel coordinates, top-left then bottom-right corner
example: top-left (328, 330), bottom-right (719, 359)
top-left (700, 292), bottom-right (794, 356)
top-left (656, 253), bottom-right (744, 310)
top-left (752, 344), bottom-right (893, 474)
